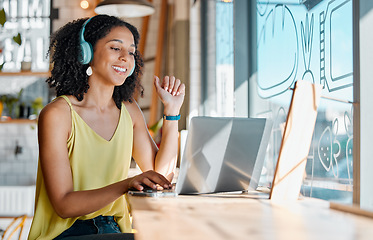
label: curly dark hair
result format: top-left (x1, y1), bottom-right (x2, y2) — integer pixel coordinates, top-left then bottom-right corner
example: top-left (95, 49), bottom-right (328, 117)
top-left (47, 14), bottom-right (144, 109)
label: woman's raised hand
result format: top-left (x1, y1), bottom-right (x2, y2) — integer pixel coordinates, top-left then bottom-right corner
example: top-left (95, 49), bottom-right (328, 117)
top-left (154, 76), bottom-right (185, 115)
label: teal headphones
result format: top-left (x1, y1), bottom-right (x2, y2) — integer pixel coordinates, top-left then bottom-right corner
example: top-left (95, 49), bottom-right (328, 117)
top-left (79, 17), bottom-right (94, 65)
top-left (79, 16), bottom-right (135, 76)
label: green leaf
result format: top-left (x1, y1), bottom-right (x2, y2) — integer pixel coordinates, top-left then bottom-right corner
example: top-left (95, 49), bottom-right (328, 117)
top-left (12, 33), bottom-right (22, 45)
top-left (17, 88), bottom-right (23, 100)
top-left (0, 8), bottom-right (6, 27)
top-left (0, 63), bottom-right (4, 71)
top-left (148, 118), bottom-right (163, 135)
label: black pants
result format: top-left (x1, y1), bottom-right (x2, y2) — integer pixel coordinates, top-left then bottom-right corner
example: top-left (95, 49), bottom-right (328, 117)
top-left (54, 216), bottom-right (134, 240)
top-left (62, 233), bottom-right (134, 240)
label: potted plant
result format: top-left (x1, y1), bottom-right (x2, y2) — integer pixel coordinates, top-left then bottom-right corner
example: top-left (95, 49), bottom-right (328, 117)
top-left (31, 96), bottom-right (43, 116)
top-left (0, 89), bottom-right (23, 119)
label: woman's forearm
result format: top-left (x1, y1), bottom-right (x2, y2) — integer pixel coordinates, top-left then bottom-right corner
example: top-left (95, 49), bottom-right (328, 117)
top-left (152, 75), bottom-right (185, 180)
top-left (154, 116), bottom-right (179, 179)
top-left (52, 169), bottom-right (172, 219)
top-left (52, 179), bottom-right (131, 219)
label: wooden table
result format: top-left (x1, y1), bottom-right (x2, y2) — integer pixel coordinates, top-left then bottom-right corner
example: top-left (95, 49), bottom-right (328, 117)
top-left (128, 192), bottom-right (373, 240)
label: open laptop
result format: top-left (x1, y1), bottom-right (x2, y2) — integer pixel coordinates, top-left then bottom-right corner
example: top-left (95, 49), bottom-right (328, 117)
top-left (128, 80), bottom-right (323, 200)
top-left (128, 116), bottom-right (273, 197)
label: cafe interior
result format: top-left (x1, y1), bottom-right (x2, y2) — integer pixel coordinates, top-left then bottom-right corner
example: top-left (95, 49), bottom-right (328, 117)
top-left (1, 0), bottom-right (373, 239)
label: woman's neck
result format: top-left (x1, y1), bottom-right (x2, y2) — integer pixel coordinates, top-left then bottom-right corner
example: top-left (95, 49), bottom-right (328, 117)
top-left (80, 84), bottom-right (116, 110)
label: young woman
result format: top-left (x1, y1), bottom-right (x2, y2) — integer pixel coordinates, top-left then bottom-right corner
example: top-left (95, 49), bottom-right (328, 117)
top-left (28, 15), bottom-right (185, 240)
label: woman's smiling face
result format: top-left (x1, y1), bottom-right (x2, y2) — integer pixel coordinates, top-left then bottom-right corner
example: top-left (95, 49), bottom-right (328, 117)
top-left (90, 26), bottom-right (136, 86)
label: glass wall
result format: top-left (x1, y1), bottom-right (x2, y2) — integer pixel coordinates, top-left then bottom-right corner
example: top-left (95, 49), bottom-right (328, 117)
top-left (197, 0), bottom-right (355, 203)
top-left (255, 0), bottom-right (354, 203)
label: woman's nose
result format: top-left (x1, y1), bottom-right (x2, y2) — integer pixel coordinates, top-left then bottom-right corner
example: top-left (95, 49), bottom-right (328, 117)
top-left (119, 51), bottom-right (130, 61)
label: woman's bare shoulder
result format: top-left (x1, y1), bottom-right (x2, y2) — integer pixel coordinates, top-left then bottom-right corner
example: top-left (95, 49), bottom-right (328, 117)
top-left (124, 98), bottom-right (140, 110)
top-left (123, 99), bottom-right (145, 126)
top-left (124, 99), bottom-right (143, 115)
top-left (38, 97), bottom-right (72, 125)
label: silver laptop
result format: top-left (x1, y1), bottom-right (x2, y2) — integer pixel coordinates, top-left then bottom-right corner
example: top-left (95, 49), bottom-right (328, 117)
top-left (128, 80), bottom-right (321, 200)
top-left (176, 116), bottom-right (272, 195)
top-left (128, 116), bottom-right (272, 197)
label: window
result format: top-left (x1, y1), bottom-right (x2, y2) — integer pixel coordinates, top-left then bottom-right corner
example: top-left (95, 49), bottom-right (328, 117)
top-left (254, 0), bottom-right (355, 203)
top-left (199, 0), bottom-right (356, 203)
top-left (200, 0), bottom-right (234, 117)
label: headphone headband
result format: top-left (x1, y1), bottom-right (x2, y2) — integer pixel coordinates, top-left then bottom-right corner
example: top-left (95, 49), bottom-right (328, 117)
top-left (79, 17), bottom-right (95, 64)
top-left (80, 17), bottom-right (93, 42)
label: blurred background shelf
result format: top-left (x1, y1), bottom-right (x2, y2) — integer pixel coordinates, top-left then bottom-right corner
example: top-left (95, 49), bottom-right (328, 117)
top-left (0, 72), bottom-right (50, 77)
top-left (0, 119), bottom-right (37, 124)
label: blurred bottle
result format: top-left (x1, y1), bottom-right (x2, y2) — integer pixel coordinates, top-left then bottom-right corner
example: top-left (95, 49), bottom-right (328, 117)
top-left (21, 38), bottom-right (32, 71)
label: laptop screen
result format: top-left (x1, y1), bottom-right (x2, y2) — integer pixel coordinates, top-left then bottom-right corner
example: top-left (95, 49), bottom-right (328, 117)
top-left (176, 117), bottom-right (272, 194)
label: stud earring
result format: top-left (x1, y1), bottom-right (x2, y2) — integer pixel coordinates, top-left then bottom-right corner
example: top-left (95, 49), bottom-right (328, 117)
top-left (86, 66), bottom-right (92, 76)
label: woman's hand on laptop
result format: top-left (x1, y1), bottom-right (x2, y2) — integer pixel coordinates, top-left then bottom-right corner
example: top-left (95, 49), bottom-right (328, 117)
top-left (128, 170), bottom-right (172, 191)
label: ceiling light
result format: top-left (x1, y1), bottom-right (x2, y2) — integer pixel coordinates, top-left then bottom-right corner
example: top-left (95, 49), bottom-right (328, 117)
top-left (95, 0), bottom-right (155, 18)
top-left (80, 0), bottom-right (90, 9)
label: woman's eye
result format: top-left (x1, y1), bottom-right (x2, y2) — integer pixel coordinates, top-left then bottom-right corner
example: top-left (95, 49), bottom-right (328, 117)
top-left (111, 47), bottom-right (120, 51)
top-left (129, 52), bottom-right (135, 56)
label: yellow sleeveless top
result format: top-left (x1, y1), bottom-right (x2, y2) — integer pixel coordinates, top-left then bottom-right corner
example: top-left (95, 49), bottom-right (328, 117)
top-left (28, 96), bottom-right (133, 240)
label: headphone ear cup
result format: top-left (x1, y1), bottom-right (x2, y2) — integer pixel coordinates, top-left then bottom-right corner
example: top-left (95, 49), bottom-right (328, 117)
top-left (79, 41), bottom-right (93, 64)
top-left (128, 65), bottom-right (135, 77)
